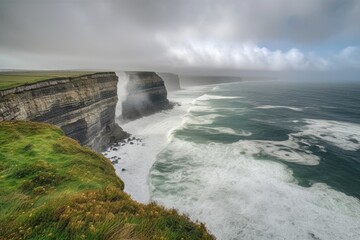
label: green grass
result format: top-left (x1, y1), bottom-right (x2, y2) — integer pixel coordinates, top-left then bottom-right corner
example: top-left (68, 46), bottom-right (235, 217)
top-left (0, 71), bottom-right (97, 90)
top-left (0, 121), bottom-right (214, 240)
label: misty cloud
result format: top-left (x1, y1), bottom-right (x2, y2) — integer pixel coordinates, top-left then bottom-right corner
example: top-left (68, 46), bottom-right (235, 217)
top-left (0, 0), bottom-right (359, 72)
top-left (162, 40), bottom-right (360, 71)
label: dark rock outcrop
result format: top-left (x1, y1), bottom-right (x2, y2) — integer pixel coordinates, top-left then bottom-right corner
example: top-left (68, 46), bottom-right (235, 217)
top-left (121, 72), bottom-right (172, 121)
top-left (0, 72), bottom-right (128, 151)
top-left (156, 72), bottom-right (181, 91)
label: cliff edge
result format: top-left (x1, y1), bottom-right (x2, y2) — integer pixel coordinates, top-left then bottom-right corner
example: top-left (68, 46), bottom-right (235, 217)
top-left (0, 72), bottom-right (128, 152)
top-left (0, 121), bottom-right (214, 240)
top-left (121, 71), bottom-right (173, 121)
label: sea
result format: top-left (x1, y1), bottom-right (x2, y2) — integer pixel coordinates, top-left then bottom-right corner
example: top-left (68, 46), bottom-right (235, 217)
top-left (104, 79), bottom-right (360, 240)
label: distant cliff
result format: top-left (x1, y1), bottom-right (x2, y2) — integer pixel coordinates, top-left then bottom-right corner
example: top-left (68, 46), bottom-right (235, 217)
top-left (157, 72), bottom-right (181, 91)
top-left (121, 72), bottom-right (172, 121)
top-left (0, 72), bottom-right (128, 151)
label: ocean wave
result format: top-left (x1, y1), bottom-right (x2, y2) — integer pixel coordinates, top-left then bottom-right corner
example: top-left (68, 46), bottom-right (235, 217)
top-left (211, 86), bottom-right (220, 91)
top-left (297, 119), bottom-right (360, 151)
top-left (151, 139), bottom-right (360, 240)
top-left (183, 113), bottom-right (222, 125)
top-left (188, 105), bottom-right (246, 115)
top-left (195, 94), bottom-right (243, 101)
top-left (105, 100), bottom-right (190, 203)
top-left (187, 105), bottom-right (215, 113)
top-left (256, 105), bottom-right (303, 111)
top-left (234, 136), bottom-right (320, 166)
top-left (194, 126), bottom-right (252, 136)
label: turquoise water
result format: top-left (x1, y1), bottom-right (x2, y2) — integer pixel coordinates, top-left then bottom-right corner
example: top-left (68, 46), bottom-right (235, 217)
top-left (149, 80), bottom-right (360, 240)
top-left (179, 81), bottom-right (360, 198)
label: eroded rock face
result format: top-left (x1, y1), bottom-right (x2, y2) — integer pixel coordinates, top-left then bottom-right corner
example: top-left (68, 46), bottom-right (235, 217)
top-left (121, 72), bottom-right (172, 121)
top-left (0, 72), bottom-right (128, 152)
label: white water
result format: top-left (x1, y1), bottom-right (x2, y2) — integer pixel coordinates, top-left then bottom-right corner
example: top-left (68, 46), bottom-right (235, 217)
top-left (105, 86), bottom-right (360, 240)
top-left (195, 94), bottom-right (243, 101)
top-left (299, 119), bottom-right (360, 151)
top-left (151, 138), bottom-right (360, 240)
top-left (115, 71), bottom-right (130, 118)
top-left (233, 136), bottom-right (321, 166)
top-left (256, 105), bottom-right (303, 112)
top-left (104, 90), bottom-right (196, 202)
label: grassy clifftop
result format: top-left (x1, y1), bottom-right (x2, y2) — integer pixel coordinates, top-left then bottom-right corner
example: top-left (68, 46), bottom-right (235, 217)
top-left (0, 121), bottom-right (213, 240)
top-left (0, 71), bottom-right (96, 90)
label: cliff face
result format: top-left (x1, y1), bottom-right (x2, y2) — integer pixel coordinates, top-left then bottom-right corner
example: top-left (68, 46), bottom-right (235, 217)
top-left (0, 72), bottom-right (128, 151)
top-left (157, 72), bottom-right (181, 91)
top-left (121, 72), bottom-right (172, 121)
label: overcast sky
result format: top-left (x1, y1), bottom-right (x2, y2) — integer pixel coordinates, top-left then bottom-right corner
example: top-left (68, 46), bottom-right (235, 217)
top-left (0, 0), bottom-right (360, 74)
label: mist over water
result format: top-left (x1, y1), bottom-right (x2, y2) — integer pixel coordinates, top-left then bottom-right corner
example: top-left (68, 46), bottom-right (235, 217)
top-left (115, 71), bottom-right (129, 119)
top-left (109, 80), bottom-right (360, 240)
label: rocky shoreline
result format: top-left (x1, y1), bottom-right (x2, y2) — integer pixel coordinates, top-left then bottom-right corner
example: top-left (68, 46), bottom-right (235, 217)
top-left (104, 136), bottom-right (144, 165)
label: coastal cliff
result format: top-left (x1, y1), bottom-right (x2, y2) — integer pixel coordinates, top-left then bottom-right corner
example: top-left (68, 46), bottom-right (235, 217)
top-left (0, 72), bottom-right (215, 239)
top-left (0, 72), bottom-right (128, 151)
top-left (157, 72), bottom-right (182, 91)
top-left (121, 71), bottom-right (172, 121)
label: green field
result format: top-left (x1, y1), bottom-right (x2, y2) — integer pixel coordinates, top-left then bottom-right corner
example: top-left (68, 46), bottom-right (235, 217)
top-left (0, 121), bottom-right (213, 240)
top-left (0, 71), bottom-right (96, 90)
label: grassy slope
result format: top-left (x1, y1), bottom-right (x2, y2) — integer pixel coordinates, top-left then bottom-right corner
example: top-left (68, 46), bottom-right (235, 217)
top-left (0, 121), bottom-right (214, 240)
top-left (0, 71), bottom-right (96, 90)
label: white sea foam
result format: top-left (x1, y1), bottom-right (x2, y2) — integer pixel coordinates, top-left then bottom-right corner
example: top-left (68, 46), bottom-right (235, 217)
top-left (232, 118), bottom-right (360, 165)
top-left (212, 86), bottom-right (220, 91)
top-left (297, 119), bottom-right (360, 151)
top-left (183, 113), bottom-right (222, 125)
top-left (104, 87), bottom-right (202, 202)
top-left (188, 105), bottom-right (246, 115)
top-left (150, 139), bottom-right (360, 240)
top-left (187, 105), bottom-right (215, 113)
top-left (105, 103), bottom-right (190, 202)
top-left (195, 94), bottom-right (243, 101)
top-left (256, 105), bottom-right (303, 112)
top-left (235, 137), bottom-right (320, 166)
top-left (195, 126), bottom-right (252, 136)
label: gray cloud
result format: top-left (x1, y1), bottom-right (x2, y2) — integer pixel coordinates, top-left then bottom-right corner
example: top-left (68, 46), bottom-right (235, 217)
top-left (0, 0), bottom-right (359, 72)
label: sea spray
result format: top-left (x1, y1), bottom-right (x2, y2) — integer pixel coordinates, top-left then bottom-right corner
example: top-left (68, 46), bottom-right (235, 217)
top-left (104, 88), bottom-right (208, 202)
top-left (115, 71), bottom-right (130, 120)
top-left (104, 100), bottom-right (192, 202)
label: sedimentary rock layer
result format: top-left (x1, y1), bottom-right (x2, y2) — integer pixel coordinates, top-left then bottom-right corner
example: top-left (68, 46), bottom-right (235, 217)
top-left (121, 72), bottom-right (172, 120)
top-left (0, 72), bottom-right (128, 151)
